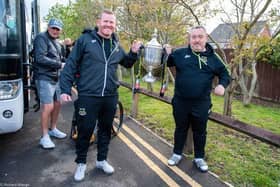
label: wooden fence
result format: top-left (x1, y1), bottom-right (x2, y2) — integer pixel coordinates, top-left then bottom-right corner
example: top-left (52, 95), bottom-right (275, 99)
top-left (256, 62), bottom-right (280, 102)
top-left (221, 49), bottom-right (280, 103)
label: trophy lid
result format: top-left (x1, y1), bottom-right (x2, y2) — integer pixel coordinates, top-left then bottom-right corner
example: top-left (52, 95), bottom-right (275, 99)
top-left (146, 29), bottom-right (162, 49)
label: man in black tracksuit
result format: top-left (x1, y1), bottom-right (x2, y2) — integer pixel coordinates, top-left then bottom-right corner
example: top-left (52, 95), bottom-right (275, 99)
top-left (60, 10), bottom-right (142, 181)
top-left (166, 26), bottom-right (231, 172)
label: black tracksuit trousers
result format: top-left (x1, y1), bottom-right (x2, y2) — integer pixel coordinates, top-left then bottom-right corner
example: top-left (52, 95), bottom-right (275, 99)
top-left (172, 96), bottom-right (212, 158)
top-left (75, 95), bottom-right (118, 164)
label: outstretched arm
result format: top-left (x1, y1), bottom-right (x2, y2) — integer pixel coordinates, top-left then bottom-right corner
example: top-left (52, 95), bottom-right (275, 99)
top-left (120, 40), bottom-right (142, 68)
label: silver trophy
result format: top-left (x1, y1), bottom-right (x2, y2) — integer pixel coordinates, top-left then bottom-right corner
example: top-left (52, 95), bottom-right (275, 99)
top-left (142, 29), bottom-right (163, 83)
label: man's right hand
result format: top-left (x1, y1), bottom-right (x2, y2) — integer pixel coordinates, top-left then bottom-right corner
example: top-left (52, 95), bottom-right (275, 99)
top-left (60, 93), bottom-right (72, 103)
top-left (214, 85), bottom-right (225, 96)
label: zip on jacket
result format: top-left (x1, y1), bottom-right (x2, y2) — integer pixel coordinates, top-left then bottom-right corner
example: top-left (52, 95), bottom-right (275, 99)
top-left (60, 28), bottom-right (138, 97)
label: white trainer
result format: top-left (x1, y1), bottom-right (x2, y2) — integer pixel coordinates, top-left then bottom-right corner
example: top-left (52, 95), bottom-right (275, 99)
top-left (96, 160), bottom-right (114, 174)
top-left (167, 153), bottom-right (182, 166)
top-left (193, 158), bottom-right (208, 172)
top-left (39, 134), bottom-right (55, 149)
top-left (74, 163), bottom-right (87, 181)
top-left (48, 128), bottom-right (67, 139)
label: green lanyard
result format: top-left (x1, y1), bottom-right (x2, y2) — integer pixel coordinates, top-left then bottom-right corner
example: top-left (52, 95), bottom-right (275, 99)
top-left (192, 50), bottom-right (207, 69)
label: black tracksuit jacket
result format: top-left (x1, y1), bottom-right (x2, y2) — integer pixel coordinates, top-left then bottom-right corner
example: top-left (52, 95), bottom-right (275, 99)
top-left (60, 29), bottom-right (138, 97)
top-left (167, 43), bottom-right (231, 100)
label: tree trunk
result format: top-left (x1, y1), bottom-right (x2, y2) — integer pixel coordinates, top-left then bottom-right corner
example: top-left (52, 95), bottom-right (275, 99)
top-left (130, 68), bottom-right (138, 117)
top-left (242, 62), bottom-right (258, 106)
top-left (223, 64), bottom-right (236, 116)
top-left (131, 92), bottom-right (139, 118)
top-left (238, 60), bottom-right (248, 97)
top-left (223, 89), bottom-right (233, 116)
top-left (223, 76), bottom-right (239, 116)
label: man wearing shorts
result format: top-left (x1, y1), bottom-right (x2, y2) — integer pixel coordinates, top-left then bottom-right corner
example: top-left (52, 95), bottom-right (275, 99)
top-left (33, 18), bottom-right (66, 149)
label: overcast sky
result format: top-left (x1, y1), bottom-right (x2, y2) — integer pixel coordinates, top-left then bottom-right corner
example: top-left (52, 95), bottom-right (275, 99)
top-left (39, 0), bottom-right (69, 30)
top-left (24, 0), bottom-right (69, 31)
top-left (40, 0), bottom-right (69, 18)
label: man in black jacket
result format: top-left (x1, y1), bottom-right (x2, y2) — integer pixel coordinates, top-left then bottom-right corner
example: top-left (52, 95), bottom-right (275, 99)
top-left (33, 18), bottom-right (66, 149)
top-left (166, 26), bottom-right (231, 172)
top-left (60, 10), bottom-right (142, 181)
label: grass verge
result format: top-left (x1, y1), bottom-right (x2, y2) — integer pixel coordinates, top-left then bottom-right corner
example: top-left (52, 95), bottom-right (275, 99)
top-left (118, 84), bottom-right (280, 187)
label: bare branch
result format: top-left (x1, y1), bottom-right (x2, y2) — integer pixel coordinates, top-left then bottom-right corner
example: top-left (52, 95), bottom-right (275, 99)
top-left (175, 0), bottom-right (201, 25)
top-left (240, 0), bottom-right (272, 42)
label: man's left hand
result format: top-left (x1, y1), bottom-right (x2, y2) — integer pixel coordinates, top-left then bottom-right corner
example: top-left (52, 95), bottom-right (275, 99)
top-left (163, 44), bottom-right (172, 55)
top-left (214, 84), bottom-right (225, 96)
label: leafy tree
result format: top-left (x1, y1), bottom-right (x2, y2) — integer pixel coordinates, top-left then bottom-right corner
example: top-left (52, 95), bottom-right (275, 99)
top-left (45, 0), bottom-right (107, 40)
top-left (206, 0), bottom-right (278, 114)
top-left (46, 0), bottom-right (208, 47)
top-left (170, 0), bottom-right (279, 114)
top-left (45, 0), bottom-right (278, 115)
top-left (225, 0), bottom-right (277, 111)
top-left (257, 35), bottom-right (280, 68)
top-left (45, 3), bottom-right (79, 39)
top-left (46, 0), bottom-right (207, 90)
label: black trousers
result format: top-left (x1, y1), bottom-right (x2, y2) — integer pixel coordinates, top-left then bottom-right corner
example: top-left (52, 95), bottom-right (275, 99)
top-left (172, 96), bottom-right (211, 158)
top-left (75, 95), bottom-right (118, 164)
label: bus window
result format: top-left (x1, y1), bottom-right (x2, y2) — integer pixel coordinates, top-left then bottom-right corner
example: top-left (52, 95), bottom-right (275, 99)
top-left (0, 0), bottom-right (19, 54)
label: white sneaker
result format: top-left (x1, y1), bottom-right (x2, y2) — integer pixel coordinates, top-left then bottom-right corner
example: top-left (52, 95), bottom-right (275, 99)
top-left (96, 160), bottom-right (114, 174)
top-left (40, 135), bottom-right (55, 149)
top-left (48, 128), bottom-right (67, 139)
top-left (167, 153), bottom-right (182, 166)
top-left (74, 163), bottom-right (87, 181)
top-left (193, 158), bottom-right (208, 172)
